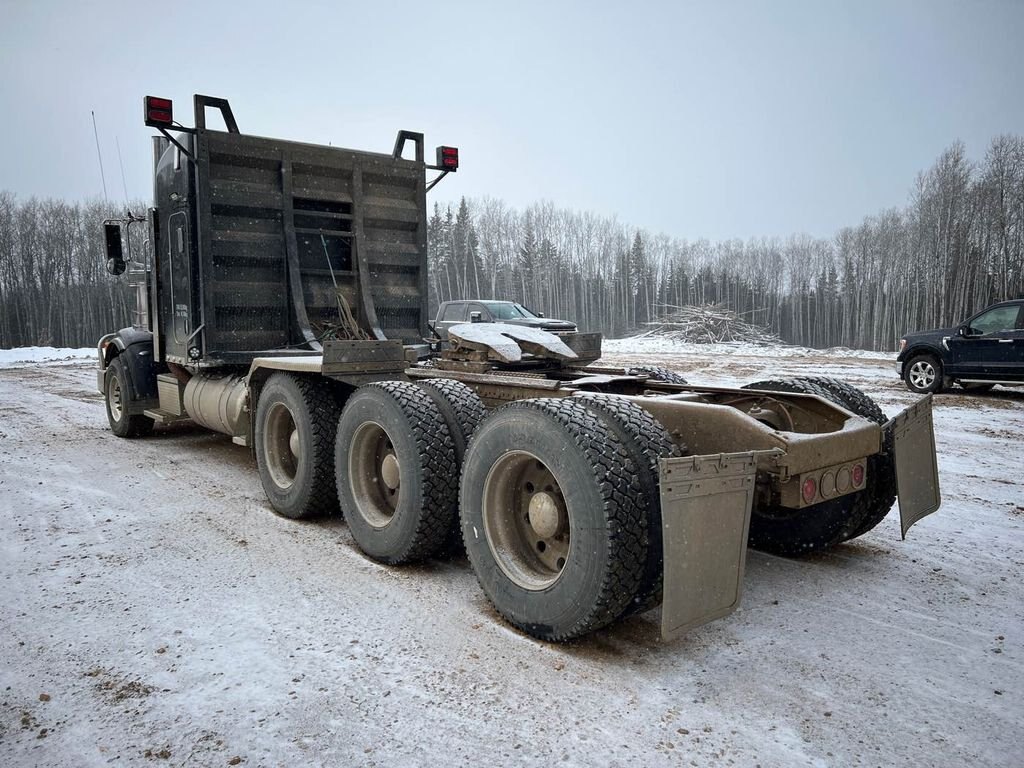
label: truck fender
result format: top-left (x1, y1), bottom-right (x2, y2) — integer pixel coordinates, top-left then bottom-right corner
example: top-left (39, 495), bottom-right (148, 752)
top-left (100, 328), bottom-right (162, 407)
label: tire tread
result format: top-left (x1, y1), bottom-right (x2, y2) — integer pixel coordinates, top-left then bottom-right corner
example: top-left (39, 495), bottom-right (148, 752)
top-left (340, 381), bottom-right (458, 563)
top-left (576, 393), bottom-right (683, 615)
top-left (463, 398), bottom-right (646, 640)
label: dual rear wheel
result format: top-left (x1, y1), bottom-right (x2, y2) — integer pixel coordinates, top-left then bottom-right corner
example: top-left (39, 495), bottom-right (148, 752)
top-left (459, 398), bottom-right (656, 640)
top-left (458, 395), bottom-right (682, 639)
top-left (334, 381), bottom-right (460, 564)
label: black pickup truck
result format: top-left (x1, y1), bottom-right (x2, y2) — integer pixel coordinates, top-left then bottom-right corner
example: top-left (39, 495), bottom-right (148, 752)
top-left (896, 299), bottom-right (1024, 393)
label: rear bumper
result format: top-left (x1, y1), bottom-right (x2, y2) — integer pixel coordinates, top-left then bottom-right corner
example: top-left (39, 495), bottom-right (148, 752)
top-left (895, 360), bottom-right (904, 377)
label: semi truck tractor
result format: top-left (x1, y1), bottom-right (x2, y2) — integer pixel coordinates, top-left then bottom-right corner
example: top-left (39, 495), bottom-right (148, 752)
top-left (98, 94), bottom-right (942, 642)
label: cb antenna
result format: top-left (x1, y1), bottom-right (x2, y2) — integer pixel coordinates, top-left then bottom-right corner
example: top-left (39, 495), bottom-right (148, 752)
top-left (91, 110), bottom-right (108, 203)
top-left (116, 136), bottom-right (130, 206)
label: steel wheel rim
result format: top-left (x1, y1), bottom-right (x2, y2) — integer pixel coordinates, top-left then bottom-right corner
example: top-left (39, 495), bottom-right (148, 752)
top-left (909, 360), bottom-right (935, 389)
top-left (348, 421), bottom-right (400, 528)
top-left (264, 402), bottom-right (299, 490)
top-left (482, 450), bottom-right (571, 591)
top-left (108, 374), bottom-right (123, 422)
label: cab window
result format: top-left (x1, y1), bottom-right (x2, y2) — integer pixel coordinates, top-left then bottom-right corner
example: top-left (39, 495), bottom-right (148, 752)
top-left (441, 303), bottom-right (467, 322)
top-left (969, 306), bottom-right (1020, 335)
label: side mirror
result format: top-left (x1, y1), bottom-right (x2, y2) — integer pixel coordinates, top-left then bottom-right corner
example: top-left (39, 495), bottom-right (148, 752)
top-left (537, 312), bottom-right (545, 318)
top-left (104, 223), bottom-right (126, 276)
top-left (469, 311), bottom-right (483, 323)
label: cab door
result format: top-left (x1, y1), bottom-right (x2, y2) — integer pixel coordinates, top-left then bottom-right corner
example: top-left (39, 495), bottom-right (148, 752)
top-left (167, 211), bottom-right (193, 348)
top-left (948, 304), bottom-right (1022, 376)
top-left (435, 302), bottom-right (468, 339)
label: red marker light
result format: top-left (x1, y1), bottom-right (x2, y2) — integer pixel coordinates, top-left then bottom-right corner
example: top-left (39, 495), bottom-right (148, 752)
top-left (852, 463), bottom-right (865, 487)
top-left (144, 96), bottom-right (173, 127)
top-left (801, 476), bottom-right (817, 504)
top-left (436, 145), bottom-right (459, 170)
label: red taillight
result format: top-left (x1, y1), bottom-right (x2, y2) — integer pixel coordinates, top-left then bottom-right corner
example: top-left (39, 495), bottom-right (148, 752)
top-left (436, 145), bottom-right (459, 170)
top-left (144, 96), bottom-right (173, 127)
top-left (801, 476), bottom-right (817, 504)
top-left (852, 463), bottom-right (865, 487)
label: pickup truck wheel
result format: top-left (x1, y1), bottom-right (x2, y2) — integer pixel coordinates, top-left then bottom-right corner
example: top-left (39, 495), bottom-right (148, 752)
top-left (255, 373), bottom-right (341, 520)
top-left (740, 379), bottom-right (870, 555)
top-left (104, 357), bottom-right (154, 438)
top-left (336, 381), bottom-right (458, 564)
top-left (460, 399), bottom-right (645, 641)
top-left (576, 393), bottom-right (683, 616)
top-left (626, 365), bottom-right (688, 385)
top-left (792, 376), bottom-right (897, 540)
top-left (904, 354), bottom-right (945, 394)
top-left (417, 378), bottom-right (487, 556)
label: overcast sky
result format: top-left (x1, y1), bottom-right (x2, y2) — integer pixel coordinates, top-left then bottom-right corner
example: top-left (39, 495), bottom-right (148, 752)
top-left (1, 0), bottom-right (1021, 240)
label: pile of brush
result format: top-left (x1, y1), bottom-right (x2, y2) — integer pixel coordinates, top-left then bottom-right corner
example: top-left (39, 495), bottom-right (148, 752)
top-left (637, 303), bottom-right (783, 345)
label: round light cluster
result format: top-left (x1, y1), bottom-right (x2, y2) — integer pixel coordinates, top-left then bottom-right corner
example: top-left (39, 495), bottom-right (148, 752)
top-left (809, 462), bottom-right (867, 502)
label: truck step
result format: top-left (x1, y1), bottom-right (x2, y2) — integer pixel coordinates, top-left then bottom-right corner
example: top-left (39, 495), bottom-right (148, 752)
top-left (143, 408), bottom-right (192, 425)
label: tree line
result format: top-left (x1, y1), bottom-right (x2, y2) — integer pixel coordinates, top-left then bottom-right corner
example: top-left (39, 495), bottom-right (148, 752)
top-left (2, 136), bottom-right (1021, 351)
top-left (0, 194), bottom-right (140, 349)
top-left (428, 136), bottom-right (1024, 350)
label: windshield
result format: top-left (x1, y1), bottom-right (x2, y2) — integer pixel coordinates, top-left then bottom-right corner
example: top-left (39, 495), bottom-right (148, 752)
top-left (483, 302), bottom-right (538, 320)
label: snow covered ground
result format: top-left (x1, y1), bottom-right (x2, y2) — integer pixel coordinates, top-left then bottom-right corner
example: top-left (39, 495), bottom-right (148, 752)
top-left (0, 344), bottom-right (1021, 767)
top-left (0, 347), bottom-right (93, 368)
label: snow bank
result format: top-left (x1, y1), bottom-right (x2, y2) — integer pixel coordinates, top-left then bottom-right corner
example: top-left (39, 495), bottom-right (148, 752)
top-left (602, 335), bottom-right (894, 360)
top-left (0, 346), bottom-right (95, 368)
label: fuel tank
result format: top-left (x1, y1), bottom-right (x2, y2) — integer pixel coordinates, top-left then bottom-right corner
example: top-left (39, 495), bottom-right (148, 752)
top-left (182, 373), bottom-right (247, 437)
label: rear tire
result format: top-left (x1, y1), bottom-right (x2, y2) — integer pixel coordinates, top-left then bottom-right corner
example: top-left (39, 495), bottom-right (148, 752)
top-left (104, 357), bottom-right (154, 438)
top-left (626, 365), bottom-right (688, 385)
top-left (460, 399), bottom-right (646, 641)
top-left (740, 378), bottom-right (869, 555)
top-left (336, 381), bottom-right (458, 564)
top-left (417, 378), bottom-right (487, 556)
top-left (255, 373), bottom-right (342, 520)
top-left (417, 378), bottom-right (486, 466)
top-left (576, 393), bottom-right (683, 615)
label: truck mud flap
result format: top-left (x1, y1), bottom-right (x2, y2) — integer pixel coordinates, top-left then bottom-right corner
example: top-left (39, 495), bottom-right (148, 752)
top-left (657, 451), bottom-right (762, 641)
top-left (886, 394), bottom-right (941, 538)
